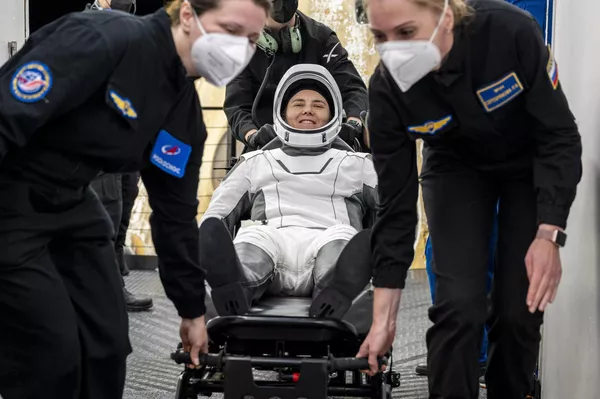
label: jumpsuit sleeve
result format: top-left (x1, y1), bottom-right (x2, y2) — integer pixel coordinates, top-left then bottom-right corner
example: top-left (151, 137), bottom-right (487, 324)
top-left (516, 16), bottom-right (582, 229)
top-left (0, 20), bottom-right (117, 162)
top-left (199, 155), bottom-right (254, 233)
top-left (368, 68), bottom-right (420, 289)
top-left (141, 138), bottom-right (206, 320)
top-left (320, 33), bottom-right (368, 120)
top-left (223, 66), bottom-right (261, 142)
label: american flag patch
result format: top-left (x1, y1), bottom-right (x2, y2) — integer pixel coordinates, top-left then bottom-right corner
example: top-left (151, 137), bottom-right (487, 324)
top-left (546, 46), bottom-right (559, 90)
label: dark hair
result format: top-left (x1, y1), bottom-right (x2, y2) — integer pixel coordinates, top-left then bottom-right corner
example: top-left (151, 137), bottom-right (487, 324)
top-left (281, 80), bottom-right (335, 121)
top-left (165, 0), bottom-right (272, 25)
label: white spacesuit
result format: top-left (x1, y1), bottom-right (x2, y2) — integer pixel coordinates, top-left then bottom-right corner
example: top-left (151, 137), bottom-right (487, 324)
top-left (199, 64), bottom-right (377, 316)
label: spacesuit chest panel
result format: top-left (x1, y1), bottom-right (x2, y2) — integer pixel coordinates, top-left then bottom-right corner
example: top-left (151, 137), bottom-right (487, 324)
top-left (250, 148), bottom-right (359, 228)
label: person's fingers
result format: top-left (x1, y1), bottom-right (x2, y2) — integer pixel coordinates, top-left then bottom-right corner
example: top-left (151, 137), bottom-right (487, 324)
top-left (530, 272), bottom-right (550, 313)
top-left (550, 280), bottom-right (559, 303)
top-left (550, 269), bottom-right (562, 303)
top-left (538, 283), bottom-right (555, 312)
top-left (356, 339), bottom-right (370, 373)
top-left (524, 251), bottom-right (534, 281)
top-left (526, 266), bottom-right (543, 311)
top-left (526, 255), bottom-right (543, 313)
top-left (356, 335), bottom-right (371, 357)
top-left (180, 329), bottom-right (190, 351)
top-left (190, 343), bottom-right (200, 366)
top-left (368, 349), bottom-right (379, 376)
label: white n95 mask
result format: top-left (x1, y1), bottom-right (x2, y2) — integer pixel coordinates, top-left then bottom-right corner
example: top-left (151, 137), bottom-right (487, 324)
top-left (376, 0), bottom-right (448, 92)
top-left (188, 3), bottom-right (255, 86)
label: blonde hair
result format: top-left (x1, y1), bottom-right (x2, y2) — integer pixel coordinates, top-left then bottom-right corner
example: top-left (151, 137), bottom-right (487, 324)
top-left (165, 0), bottom-right (272, 26)
top-left (363, 0), bottom-right (473, 26)
top-left (412, 0), bottom-right (473, 25)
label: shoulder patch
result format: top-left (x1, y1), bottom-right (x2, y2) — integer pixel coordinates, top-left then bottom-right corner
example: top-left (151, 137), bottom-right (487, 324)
top-left (150, 130), bottom-right (192, 178)
top-left (546, 46), bottom-right (559, 90)
top-left (109, 90), bottom-right (138, 119)
top-left (10, 62), bottom-right (53, 103)
top-left (408, 115), bottom-right (452, 135)
top-left (476, 72), bottom-right (524, 112)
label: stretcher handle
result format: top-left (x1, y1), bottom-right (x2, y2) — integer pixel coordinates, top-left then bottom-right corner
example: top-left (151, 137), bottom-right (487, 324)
top-left (170, 350), bottom-right (387, 371)
top-left (330, 355), bottom-right (388, 371)
top-left (170, 351), bottom-right (221, 367)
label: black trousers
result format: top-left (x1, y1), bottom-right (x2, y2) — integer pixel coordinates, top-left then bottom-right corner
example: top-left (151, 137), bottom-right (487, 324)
top-left (116, 172), bottom-right (140, 251)
top-left (90, 173), bottom-right (123, 241)
top-left (91, 173), bottom-right (125, 284)
top-left (0, 177), bottom-right (131, 399)
top-left (420, 156), bottom-right (543, 399)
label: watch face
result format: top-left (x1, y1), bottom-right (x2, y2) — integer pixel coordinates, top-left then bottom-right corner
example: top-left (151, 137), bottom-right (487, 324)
top-left (556, 231), bottom-right (567, 247)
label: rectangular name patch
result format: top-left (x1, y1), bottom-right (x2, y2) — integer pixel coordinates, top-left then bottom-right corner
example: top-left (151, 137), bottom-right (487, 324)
top-left (476, 72), bottom-right (524, 112)
top-left (150, 130), bottom-right (192, 178)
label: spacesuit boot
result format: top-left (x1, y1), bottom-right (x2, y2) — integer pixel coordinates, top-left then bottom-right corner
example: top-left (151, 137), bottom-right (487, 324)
top-left (200, 217), bottom-right (251, 316)
top-left (309, 228), bottom-right (373, 319)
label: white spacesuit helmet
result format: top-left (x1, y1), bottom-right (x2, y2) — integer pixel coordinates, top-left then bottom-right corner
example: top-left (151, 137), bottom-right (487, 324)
top-left (273, 64), bottom-right (343, 148)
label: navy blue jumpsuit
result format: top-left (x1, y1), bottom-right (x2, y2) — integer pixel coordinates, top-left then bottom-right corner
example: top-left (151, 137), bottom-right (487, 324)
top-left (367, 1), bottom-right (581, 398)
top-left (0, 9), bottom-right (208, 399)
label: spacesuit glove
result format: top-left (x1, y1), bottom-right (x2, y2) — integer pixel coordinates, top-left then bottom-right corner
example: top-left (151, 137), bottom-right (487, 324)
top-left (247, 124), bottom-right (277, 150)
top-left (338, 120), bottom-right (363, 146)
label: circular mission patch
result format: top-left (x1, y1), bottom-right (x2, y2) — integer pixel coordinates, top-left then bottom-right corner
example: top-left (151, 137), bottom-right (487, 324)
top-left (10, 61), bottom-right (53, 103)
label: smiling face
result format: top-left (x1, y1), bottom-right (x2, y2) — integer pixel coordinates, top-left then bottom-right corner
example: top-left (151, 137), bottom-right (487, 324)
top-left (284, 89), bottom-right (331, 129)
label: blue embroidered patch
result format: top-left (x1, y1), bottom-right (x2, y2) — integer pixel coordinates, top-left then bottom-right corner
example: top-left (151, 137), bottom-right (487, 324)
top-left (10, 62), bottom-right (53, 103)
top-left (150, 130), bottom-right (192, 178)
top-left (407, 115), bottom-right (452, 135)
top-left (476, 72), bottom-right (524, 112)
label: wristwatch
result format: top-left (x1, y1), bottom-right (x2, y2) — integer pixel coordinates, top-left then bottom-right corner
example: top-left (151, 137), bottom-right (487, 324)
top-left (347, 119), bottom-right (363, 133)
top-left (536, 228), bottom-right (567, 247)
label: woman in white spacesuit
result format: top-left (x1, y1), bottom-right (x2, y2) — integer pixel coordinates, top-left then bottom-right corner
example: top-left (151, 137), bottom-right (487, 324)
top-left (199, 64), bottom-right (377, 317)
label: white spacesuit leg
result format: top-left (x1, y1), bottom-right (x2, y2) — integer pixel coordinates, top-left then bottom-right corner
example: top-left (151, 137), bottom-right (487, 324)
top-left (233, 224), bottom-right (282, 302)
top-left (257, 226), bottom-right (318, 297)
top-left (307, 224), bottom-right (359, 298)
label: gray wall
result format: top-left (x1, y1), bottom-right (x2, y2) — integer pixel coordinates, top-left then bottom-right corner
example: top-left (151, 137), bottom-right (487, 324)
top-left (0, 0), bottom-right (27, 66)
top-left (541, 0), bottom-right (600, 396)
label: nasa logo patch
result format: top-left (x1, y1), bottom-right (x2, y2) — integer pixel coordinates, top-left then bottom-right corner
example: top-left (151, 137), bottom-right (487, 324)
top-left (150, 130), bottom-right (192, 178)
top-left (10, 62), bottom-right (53, 103)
